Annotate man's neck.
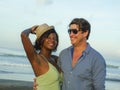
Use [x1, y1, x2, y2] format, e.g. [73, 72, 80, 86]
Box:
[73, 42, 87, 53]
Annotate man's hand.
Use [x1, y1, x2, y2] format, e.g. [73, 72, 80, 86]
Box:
[33, 78, 38, 90]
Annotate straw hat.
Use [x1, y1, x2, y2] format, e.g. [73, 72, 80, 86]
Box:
[35, 23, 54, 40]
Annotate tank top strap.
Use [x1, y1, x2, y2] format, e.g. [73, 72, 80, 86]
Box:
[40, 54, 48, 62]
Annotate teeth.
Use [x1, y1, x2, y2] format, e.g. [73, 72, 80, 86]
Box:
[71, 38, 74, 40]
[49, 43, 54, 46]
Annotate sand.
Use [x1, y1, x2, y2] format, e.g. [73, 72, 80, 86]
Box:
[0, 79, 33, 90]
[0, 79, 120, 90]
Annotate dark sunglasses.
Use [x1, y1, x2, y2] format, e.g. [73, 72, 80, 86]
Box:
[68, 29, 80, 34]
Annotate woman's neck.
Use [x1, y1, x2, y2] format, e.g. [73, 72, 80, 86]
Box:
[39, 49, 52, 59]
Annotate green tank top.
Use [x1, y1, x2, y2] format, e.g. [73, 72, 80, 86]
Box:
[36, 62, 61, 90]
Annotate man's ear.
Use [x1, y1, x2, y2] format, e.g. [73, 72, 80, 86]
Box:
[83, 30, 88, 38]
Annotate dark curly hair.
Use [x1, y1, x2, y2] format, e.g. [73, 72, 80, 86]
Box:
[34, 29, 59, 51]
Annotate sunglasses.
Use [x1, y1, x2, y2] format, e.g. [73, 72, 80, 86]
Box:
[68, 29, 80, 34]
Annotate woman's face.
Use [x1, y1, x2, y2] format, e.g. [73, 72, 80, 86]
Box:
[43, 33, 58, 51]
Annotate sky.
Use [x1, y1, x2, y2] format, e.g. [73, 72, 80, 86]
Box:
[0, 0, 120, 60]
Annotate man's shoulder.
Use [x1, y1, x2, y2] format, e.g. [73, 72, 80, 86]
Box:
[88, 44, 102, 56]
[61, 46, 72, 53]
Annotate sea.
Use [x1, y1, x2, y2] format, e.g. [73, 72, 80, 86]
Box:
[0, 47, 120, 90]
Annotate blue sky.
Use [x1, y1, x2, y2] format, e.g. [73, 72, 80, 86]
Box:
[0, 0, 120, 60]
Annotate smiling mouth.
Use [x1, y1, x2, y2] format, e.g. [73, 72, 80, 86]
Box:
[48, 43, 56, 47]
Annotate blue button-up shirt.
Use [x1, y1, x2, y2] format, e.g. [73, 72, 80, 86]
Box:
[58, 43, 106, 90]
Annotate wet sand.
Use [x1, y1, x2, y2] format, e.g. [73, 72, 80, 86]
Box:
[0, 79, 120, 90]
[0, 79, 33, 90]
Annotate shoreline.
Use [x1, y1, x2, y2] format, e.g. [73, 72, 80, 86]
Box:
[0, 79, 33, 90]
[0, 79, 120, 90]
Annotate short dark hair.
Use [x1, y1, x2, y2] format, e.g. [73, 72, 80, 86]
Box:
[69, 18, 91, 40]
[34, 29, 59, 51]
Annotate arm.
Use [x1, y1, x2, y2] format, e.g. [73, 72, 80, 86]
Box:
[20, 26, 37, 63]
[92, 56, 106, 90]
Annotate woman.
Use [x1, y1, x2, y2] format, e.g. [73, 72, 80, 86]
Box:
[21, 23, 61, 90]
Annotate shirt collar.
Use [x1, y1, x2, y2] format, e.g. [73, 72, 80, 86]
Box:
[83, 43, 91, 55]
[69, 43, 91, 55]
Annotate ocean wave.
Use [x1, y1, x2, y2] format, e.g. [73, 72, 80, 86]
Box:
[0, 53, 26, 58]
[0, 70, 33, 75]
[0, 62, 30, 67]
[0, 47, 26, 57]
[106, 78, 120, 82]
[107, 72, 120, 78]
[106, 72, 120, 82]
[107, 64, 120, 69]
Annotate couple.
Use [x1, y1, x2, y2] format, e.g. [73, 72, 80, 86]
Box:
[21, 18, 106, 90]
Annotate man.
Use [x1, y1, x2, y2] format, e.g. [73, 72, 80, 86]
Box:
[58, 18, 106, 90]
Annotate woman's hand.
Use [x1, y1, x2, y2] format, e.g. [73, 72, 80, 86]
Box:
[31, 25, 39, 34]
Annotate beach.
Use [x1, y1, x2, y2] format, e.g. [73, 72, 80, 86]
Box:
[0, 79, 33, 90]
[0, 79, 120, 90]
[0, 47, 120, 90]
